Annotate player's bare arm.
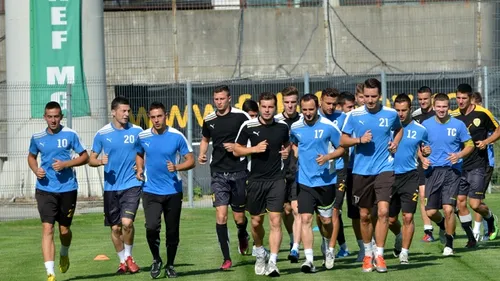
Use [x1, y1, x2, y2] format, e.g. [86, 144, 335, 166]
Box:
[340, 130, 372, 148]
[291, 143, 298, 159]
[316, 146, 345, 166]
[233, 140, 268, 157]
[27, 152, 46, 179]
[88, 151, 108, 167]
[198, 136, 210, 164]
[53, 151, 89, 171]
[447, 139, 474, 164]
[168, 152, 195, 172]
[476, 125, 500, 150]
[279, 142, 291, 159]
[135, 153, 145, 181]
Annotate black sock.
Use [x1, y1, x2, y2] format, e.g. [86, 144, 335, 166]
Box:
[486, 215, 495, 233]
[337, 215, 346, 245]
[216, 223, 231, 261]
[437, 218, 446, 231]
[461, 221, 476, 242]
[236, 217, 248, 239]
[146, 229, 162, 262]
[445, 234, 454, 249]
[424, 228, 433, 235]
[166, 244, 178, 267]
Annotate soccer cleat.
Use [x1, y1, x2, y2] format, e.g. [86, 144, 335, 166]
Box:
[465, 240, 477, 248]
[335, 247, 350, 258]
[374, 255, 387, 273]
[300, 260, 317, 273]
[442, 246, 454, 256]
[399, 252, 409, 265]
[288, 249, 299, 263]
[220, 260, 232, 271]
[150, 259, 163, 279]
[59, 255, 70, 273]
[47, 274, 56, 281]
[439, 229, 446, 244]
[265, 261, 280, 277]
[125, 256, 140, 273]
[238, 235, 250, 255]
[393, 235, 402, 258]
[324, 249, 335, 270]
[254, 251, 269, 275]
[488, 215, 499, 240]
[473, 231, 482, 242]
[165, 265, 178, 278]
[421, 233, 435, 242]
[362, 256, 373, 272]
[116, 263, 127, 274]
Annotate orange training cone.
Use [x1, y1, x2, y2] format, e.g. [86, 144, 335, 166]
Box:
[94, 254, 110, 261]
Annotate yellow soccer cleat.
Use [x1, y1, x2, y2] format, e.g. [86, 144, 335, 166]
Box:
[47, 274, 56, 281]
[59, 255, 70, 273]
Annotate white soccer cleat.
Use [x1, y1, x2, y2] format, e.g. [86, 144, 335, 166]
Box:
[442, 246, 454, 256]
[324, 249, 335, 269]
[254, 251, 269, 275]
[399, 252, 409, 264]
[301, 260, 317, 273]
[265, 261, 280, 277]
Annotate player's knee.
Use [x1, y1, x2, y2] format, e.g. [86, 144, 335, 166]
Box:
[59, 225, 71, 236]
[251, 215, 264, 228]
[359, 209, 371, 223]
[300, 214, 313, 226]
[377, 207, 389, 219]
[216, 214, 228, 225]
[457, 195, 467, 205]
[426, 209, 437, 218]
[442, 206, 454, 218]
[468, 199, 482, 211]
[42, 223, 55, 235]
[402, 213, 414, 226]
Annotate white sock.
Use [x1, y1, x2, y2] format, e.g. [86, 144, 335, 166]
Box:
[340, 243, 348, 251]
[117, 249, 126, 263]
[376, 247, 384, 258]
[304, 248, 314, 262]
[292, 243, 299, 252]
[363, 243, 372, 256]
[124, 244, 133, 258]
[60, 245, 69, 256]
[289, 233, 294, 244]
[473, 221, 482, 233]
[45, 261, 55, 275]
[357, 240, 364, 252]
[459, 214, 472, 223]
[424, 224, 433, 231]
[256, 246, 265, 256]
[269, 253, 278, 264]
[401, 248, 409, 255]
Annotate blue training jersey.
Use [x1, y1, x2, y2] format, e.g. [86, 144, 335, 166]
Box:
[394, 120, 428, 174]
[92, 123, 143, 191]
[342, 105, 402, 176]
[290, 115, 341, 187]
[29, 126, 86, 193]
[422, 116, 471, 171]
[136, 127, 193, 195]
[319, 110, 346, 170]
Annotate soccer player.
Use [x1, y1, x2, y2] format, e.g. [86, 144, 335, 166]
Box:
[198, 85, 251, 270]
[338, 91, 356, 113]
[412, 86, 436, 242]
[274, 86, 302, 263]
[422, 93, 474, 256]
[471, 92, 495, 240]
[389, 94, 431, 264]
[88, 97, 143, 274]
[28, 102, 89, 281]
[317, 88, 350, 267]
[135, 102, 195, 278]
[451, 84, 500, 247]
[290, 94, 345, 273]
[242, 99, 259, 119]
[341, 78, 403, 273]
[234, 92, 290, 277]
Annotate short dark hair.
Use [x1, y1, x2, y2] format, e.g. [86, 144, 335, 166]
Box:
[45, 101, 62, 114]
[258, 92, 277, 106]
[214, 85, 231, 96]
[417, 86, 432, 95]
[300, 94, 319, 107]
[472, 92, 483, 103]
[111, 96, 130, 110]
[394, 93, 412, 108]
[457, 83, 473, 96]
[338, 91, 355, 105]
[321, 88, 340, 99]
[363, 78, 381, 94]
[433, 93, 449, 102]
[149, 102, 166, 113]
[282, 86, 299, 97]
[242, 99, 258, 113]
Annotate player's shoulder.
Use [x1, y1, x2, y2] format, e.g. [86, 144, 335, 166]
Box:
[230, 107, 251, 119]
[450, 108, 461, 117]
[275, 112, 285, 121]
[411, 120, 427, 131]
[474, 105, 495, 119]
[32, 129, 48, 139]
[129, 123, 143, 132]
[138, 128, 154, 139]
[275, 119, 289, 128]
[167, 127, 188, 139]
[290, 118, 305, 130]
[319, 116, 335, 126]
[241, 118, 261, 129]
[381, 106, 397, 114]
[97, 123, 114, 135]
[61, 126, 80, 136]
[411, 108, 422, 118]
[203, 111, 217, 122]
[421, 116, 435, 126]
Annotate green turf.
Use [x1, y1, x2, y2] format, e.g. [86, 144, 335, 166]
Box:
[1, 195, 500, 281]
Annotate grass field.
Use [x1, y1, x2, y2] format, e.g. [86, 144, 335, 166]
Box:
[2, 195, 500, 281]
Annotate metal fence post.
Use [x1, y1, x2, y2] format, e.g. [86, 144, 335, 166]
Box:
[483, 66, 492, 195]
[381, 71, 387, 106]
[304, 72, 310, 94]
[187, 81, 194, 207]
[66, 83, 72, 128]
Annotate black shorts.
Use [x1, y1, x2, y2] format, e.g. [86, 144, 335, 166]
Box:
[425, 167, 461, 210]
[389, 170, 419, 217]
[143, 192, 183, 234]
[246, 179, 286, 216]
[35, 189, 77, 226]
[459, 167, 486, 199]
[484, 166, 494, 193]
[103, 186, 142, 226]
[333, 169, 347, 210]
[345, 168, 360, 219]
[417, 164, 426, 186]
[297, 184, 335, 218]
[285, 178, 298, 203]
[352, 171, 394, 209]
[210, 171, 247, 212]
